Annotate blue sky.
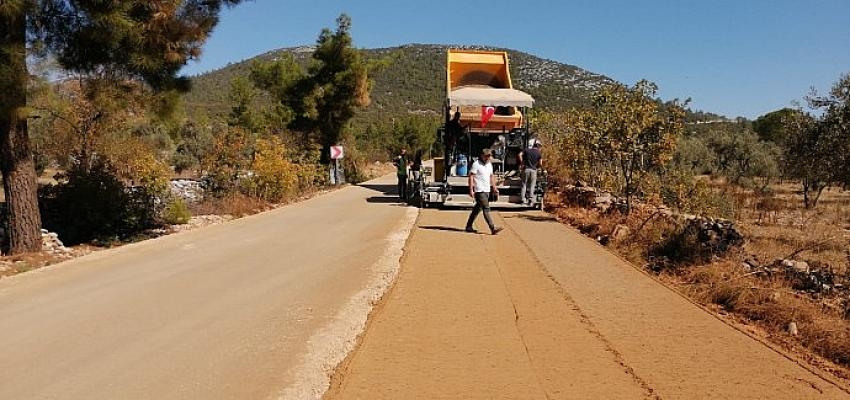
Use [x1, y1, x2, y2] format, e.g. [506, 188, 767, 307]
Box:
[183, 0, 850, 119]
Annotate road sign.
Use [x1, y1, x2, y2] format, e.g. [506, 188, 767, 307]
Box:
[330, 145, 344, 160]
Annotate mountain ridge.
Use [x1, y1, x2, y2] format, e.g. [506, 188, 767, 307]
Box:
[183, 43, 617, 121]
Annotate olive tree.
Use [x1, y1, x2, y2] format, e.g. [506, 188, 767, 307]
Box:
[583, 80, 686, 213]
[784, 72, 850, 208]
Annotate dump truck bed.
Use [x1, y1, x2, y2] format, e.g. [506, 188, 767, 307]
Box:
[446, 50, 525, 132]
[447, 50, 513, 91]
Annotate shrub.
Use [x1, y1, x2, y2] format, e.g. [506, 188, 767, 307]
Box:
[245, 136, 299, 202]
[650, 222, 712, 266]
[658, 169, 735, 218]
[100, 133, 172, 197]
[39, 159, 160, 245]
[162, 197, 192, 225]
[706, 282, 746, 311]
[201, 126, 252, 196]
[674, 136, 717, 175]
[290, 142, 327, 188]
[172, 152, 199, 175]
[172, 122, 214, 174]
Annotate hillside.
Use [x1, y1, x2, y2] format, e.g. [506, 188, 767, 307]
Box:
[183, 44, 616, 122]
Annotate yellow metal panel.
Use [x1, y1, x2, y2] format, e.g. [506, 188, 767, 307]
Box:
[447, 51, 507, 65]
[445, 49, 523, 131]
[446, 49, 514, 92]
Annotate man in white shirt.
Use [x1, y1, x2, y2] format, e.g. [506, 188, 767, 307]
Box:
[465, 149, 503, 235]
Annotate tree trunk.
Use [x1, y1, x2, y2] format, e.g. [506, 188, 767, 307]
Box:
[1, 10, 42, 254]
[812, 184, 827, 209]
[802, 180, 812, 209]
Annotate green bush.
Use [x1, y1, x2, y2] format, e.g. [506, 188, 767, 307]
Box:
[658, 169, 735, 219]
[673, 136, 716, 175]
[162, 197, 192, 225]
[39, 159, 161, 245]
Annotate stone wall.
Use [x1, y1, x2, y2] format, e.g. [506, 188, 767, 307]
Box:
[557, 181, 744, 255]
[170, 179, 205, 203]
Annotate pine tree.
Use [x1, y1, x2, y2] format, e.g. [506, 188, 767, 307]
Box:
[252, 14, 370, 163]
[0, 0, 242, 254]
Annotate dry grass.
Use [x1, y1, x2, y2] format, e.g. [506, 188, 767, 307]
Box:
[546, 181, 850, 379]
[360, 161, 396, 181]
[189, 193, 272, 217]
[0, 248, 96, 279]
[738, 183, 850, 273]
[675, 261, 850, 377]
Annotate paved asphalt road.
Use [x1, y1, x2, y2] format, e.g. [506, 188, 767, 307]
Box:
[0, 173, 415, 400]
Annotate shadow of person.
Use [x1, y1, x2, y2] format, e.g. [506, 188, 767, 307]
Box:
[366, 196, 406, 204]
[358, 183, 397, 196]
[418, 225, 475, 233]
[502, 213, 556, 222]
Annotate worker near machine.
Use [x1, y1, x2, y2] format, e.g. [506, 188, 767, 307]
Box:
[446, 111, 466, 143]
[446, 111, 466, 175]
[518, 141, 543, 205]
[394, 148, 409, 201]
[411, 149, 423, 180]
[465, 149, 503, 235]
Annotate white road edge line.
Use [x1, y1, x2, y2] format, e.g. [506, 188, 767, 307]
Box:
[277, 206, 419, 400]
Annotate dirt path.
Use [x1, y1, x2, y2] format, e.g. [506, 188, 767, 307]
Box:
[326, 209, 850, 399]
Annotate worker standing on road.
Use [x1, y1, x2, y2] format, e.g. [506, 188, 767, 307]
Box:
[445, 111, 467, 176]
[465, 149, 503, 235]
[411, 149, 423, 181]
[518, 141, 543, 205]
[394, 149, 409, 201]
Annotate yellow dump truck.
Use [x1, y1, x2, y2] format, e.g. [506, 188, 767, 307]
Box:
[418, 49, 545, 209]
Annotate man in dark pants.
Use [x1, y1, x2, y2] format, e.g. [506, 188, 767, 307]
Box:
[465, 149, 503, 235]
[445, 111, 467, 177]
[394, 149, 408, 201]
[518, 141, 543, 205]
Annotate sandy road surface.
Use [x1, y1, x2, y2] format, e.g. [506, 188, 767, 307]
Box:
[0, 174, 415, 400]
[326, 209, 850, 399]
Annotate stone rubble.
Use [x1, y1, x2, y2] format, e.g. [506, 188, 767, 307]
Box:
[169, 179, 205, 203]
[559, 181, 745, 254]
[740, 257, 850, 297]
[689, 216, 745, 254]
[169, 215, 234, 233]
[787, 322, 799, 336]
[557, 182, 850, 320]
[41, 229, 75, 258]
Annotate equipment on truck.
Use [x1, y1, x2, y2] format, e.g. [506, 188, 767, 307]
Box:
[416, 49, 546, 209]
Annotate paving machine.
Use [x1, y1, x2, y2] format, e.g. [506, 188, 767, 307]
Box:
[415, 49, 546, 209]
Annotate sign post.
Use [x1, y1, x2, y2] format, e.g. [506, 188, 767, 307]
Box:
[330, 145, 345, 185]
